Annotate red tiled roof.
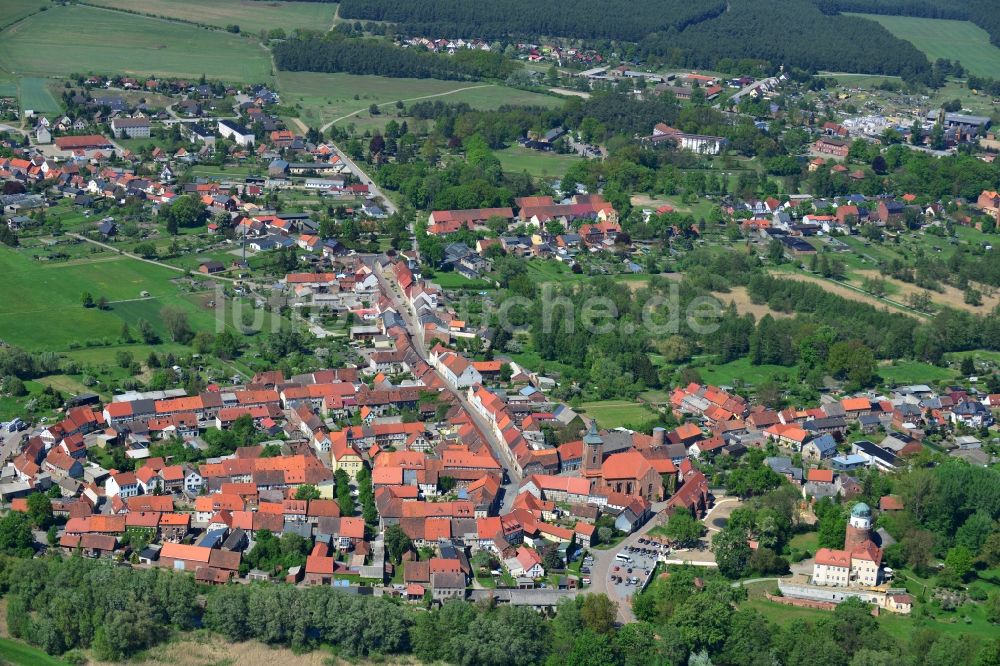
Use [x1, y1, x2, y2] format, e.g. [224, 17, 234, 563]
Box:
[815, 547, 850, 567]
[807, 469, 834, 483]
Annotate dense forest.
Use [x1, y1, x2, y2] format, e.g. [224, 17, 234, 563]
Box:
[272, 33, 516, 80]
[337, 0, 728, 41]
[638, 0, 932, 82]
[333, 0, 933, 81]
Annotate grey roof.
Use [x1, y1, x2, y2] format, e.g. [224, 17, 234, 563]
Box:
[804, 417, 847, 432]
[806, 433, 837, 454]
[765, 456, 803, 481]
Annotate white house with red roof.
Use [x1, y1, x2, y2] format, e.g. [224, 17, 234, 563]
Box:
[505, 546, 544, 578]
[105, 470, 140, 499]
[430, 347, 482, 389]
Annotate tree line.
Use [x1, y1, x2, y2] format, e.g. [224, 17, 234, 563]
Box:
[337, 0, 727, 41]
[272, 32, 516, 80]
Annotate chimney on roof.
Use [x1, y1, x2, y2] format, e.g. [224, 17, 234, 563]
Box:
[652, 427, 666, 447]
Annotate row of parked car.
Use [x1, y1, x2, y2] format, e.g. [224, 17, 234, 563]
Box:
[2, 419, 26, 433]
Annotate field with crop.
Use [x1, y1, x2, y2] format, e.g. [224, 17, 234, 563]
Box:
[848, 14, 1000, 78]
[85, 0, 337, 34]
[0, 4, 272, 81]
[0, 0, 46, 29]
[277, 71, 563, 130]
[17, 76, 60, 113]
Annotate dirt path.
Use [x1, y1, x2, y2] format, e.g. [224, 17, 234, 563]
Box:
[549, 87, 590, 98]
[69, 234, 241, 284]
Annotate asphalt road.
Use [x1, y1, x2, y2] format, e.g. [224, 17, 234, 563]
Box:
[374, 263, 521, 511]
[326, 143, 398, 216]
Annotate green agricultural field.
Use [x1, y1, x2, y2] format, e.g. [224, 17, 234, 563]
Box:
[86, 0, 337, 35]
[848, 13, 1000, 78]
[0, 4, 272, 81]
[0, 0, 46, 29]
[0, 247, 214, 351]
[579, 400, 656, 429]
[18, 76, 60, 113]
[495, 146, 584, 178]
[277, 71, 563, 130]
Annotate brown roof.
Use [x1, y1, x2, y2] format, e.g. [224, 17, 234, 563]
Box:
[404, 560, 430, 584]
[209, 549, 241, 571]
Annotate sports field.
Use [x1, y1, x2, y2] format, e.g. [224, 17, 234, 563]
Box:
[848, 13, 1000, 78]
[86, 0, 338, 35]
[0, 4, 272, 81]
[277, 71, 564, 130]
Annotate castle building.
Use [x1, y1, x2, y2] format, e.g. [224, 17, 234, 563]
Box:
[812, 503, 883, 587]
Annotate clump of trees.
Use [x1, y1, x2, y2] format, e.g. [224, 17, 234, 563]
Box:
[2, 556, 198, 660]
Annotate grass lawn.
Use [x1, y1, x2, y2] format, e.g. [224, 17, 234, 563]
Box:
[476, 574, 498, 588]
[0, 638, 68, 666]
[86, 0, 337, 34]
[495, 146, 584, 179]
[878, 360, 954, 386]
[0, 380, 45, 421]
[743, 572, 1000, 644]
[639, 389, 670, 403]
[0, 247, 272, 353]
[429, 271, 494, 290]
[787, 531, 819, 558]
[0, 4, 272, 81]
[847, 14, 1000, 78]
[694, 357, 797, 388]
[579, 400, 656, 429]
[189, 164, 262, 179]
[520, 259, 584, 284]
[945, 349, 1000, 366]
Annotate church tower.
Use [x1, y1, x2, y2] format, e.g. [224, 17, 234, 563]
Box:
[582, 421, 604, 479]
[844, 502, 872, 553]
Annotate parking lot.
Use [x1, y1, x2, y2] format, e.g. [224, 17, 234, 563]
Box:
[607, 537, 669, 600]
